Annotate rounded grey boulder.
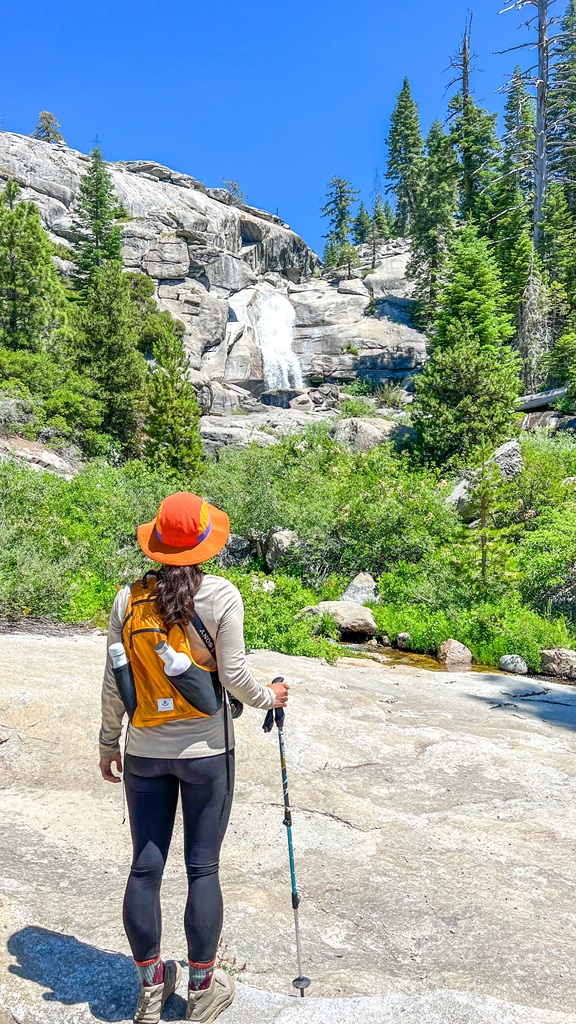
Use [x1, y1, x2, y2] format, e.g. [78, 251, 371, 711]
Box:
[499, 654, 529, 675]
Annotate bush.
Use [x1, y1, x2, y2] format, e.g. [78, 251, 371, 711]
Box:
[217, 569, 338, 661]
[372, 599, 574, 671]
[199, 428, 458, 582]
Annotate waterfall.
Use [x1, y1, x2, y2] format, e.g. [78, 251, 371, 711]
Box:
[254, 290, 303, 390]
[229, 286, 302, 391]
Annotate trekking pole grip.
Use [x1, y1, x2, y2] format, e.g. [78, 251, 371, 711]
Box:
[262, 676, 286, 732]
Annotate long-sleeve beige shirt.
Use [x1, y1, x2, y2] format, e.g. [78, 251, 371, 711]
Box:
[99, 573, 275, 759]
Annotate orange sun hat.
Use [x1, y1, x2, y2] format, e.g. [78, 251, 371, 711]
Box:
[137, 492, 230, 566]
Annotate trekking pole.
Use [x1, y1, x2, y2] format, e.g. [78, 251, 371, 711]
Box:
[263, 677, 311, 997]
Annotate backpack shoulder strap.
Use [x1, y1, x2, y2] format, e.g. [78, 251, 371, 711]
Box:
[192, 612, 216, 661]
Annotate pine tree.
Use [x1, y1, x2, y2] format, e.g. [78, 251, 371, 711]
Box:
[0, 180, 66, 351]
[385, 77, 424, 235]
[335, 240, 360, 278]
[407, 120, 459, 324]
[321, 177, 359, 261]
[31, 111, 65, 144]
[547, 329, 576, 386]
[549, 0, 576, 211]
[502, 68, 535, 206]
[433, 223, 514, 349]
[412, 327, 521, 466]
[72, 262, 146, 452]
[351, 202, 371, 244]
[541, 182, 576, 330]
[70, 145, 123, 289]
[449, 93, 500, 221]
[145, 315, 203, 474]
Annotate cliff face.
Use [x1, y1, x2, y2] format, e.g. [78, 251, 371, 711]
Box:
[0, 133, 426, 414]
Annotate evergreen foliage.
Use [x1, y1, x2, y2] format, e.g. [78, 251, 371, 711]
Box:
[433, 224, 514, 350]
[30, 111, 65, 144]
[70, 146, 123, 289]
[0, 180, 66, 351]
[407, 120, 459, 324]
[385, 77, 424, 235]
[550, 0, 576, 211]
[351, 202, 371, 244]
[71, 262, 146, 454]
[222, 179, 247, 204]
[449, 92, 500, 221]
[412, 328, 521, 466]
[502, 67, 536, 206]
[144, 315, 203, 474]
[321, 176, 359, 262]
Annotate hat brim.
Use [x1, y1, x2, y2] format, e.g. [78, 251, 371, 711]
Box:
[136, 503, 230, 566]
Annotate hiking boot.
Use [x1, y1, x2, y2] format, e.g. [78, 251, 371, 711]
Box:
[133, 960, 182, 1024]
[185, 969, 236, 1023]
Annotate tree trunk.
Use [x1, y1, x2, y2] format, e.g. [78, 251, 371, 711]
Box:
[534, 0, 549, 247]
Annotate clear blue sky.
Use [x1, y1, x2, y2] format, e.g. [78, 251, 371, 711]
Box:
[0, 0, 530, 254]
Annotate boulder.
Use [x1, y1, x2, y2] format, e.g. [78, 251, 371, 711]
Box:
[437, 639, 473, 666]
[264, 528, 300, 570]
[330, 417, 411, 453]
[342, 572, 378, 606]
[541, 648, 576, 680]
[217, 534, 251, 569]
[363, 245, 413, 300]
[301, 600, 377, 639]
[499, 655, 529, 675]
[492, 440, 524, 480]
[289, 393, 314, 412]
[397, 632, 411, 649]
[338, 278, 370, 296]
[448, 440, 524, 520]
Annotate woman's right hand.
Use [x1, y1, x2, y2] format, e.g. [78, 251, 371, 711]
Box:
[268, 681, 290, 708]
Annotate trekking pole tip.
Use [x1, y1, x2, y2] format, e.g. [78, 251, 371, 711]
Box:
[293, 976, 311, 996]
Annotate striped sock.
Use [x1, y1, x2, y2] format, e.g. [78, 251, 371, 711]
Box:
[135, 954, 165, 987]
[188, 959, 215, 991]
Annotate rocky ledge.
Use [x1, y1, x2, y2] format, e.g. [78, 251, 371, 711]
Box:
[2, 636, 576, 1023]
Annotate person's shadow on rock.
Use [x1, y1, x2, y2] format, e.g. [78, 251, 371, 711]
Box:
[7, 926, 187, 1022]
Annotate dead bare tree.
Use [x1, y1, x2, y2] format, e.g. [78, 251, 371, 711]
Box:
[498, 0, 563, 245]
[516, 247, 552, 388]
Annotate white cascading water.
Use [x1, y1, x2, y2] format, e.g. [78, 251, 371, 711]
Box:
[254, 289, 303, 390]
[230, 285, 303, 391]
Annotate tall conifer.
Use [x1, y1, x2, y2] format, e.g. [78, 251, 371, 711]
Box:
[320, 177, 359, 263]
[0, 180, 66, 351]
[384, 78, 424, 235]
[408, 120, 459, 324]
[145, 315, 203, 474]
[70, 145, 123, 290]
[72, 262, 146, 452]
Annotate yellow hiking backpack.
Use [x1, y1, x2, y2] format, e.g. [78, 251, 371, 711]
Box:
[119, 573, 222, 728]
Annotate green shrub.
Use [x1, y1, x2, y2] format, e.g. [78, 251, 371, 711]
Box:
[372, 599, 574, 671]
[339, 397, 375, 417]
[214, 569, 338, 661]
[199, 428, 458, 582]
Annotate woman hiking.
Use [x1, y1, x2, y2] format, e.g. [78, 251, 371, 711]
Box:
[99, 491, 289, 1024]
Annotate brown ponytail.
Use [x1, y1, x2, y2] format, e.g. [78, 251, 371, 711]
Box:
[154, 565, 204, 629]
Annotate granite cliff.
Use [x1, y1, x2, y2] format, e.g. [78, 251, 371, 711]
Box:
[0, 133, 426, 417]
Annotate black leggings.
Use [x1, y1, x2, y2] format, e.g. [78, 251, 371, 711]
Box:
[123, 751, 234, 965]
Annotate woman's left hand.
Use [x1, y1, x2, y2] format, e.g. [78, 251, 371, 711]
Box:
[100, 753, 123, 783]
